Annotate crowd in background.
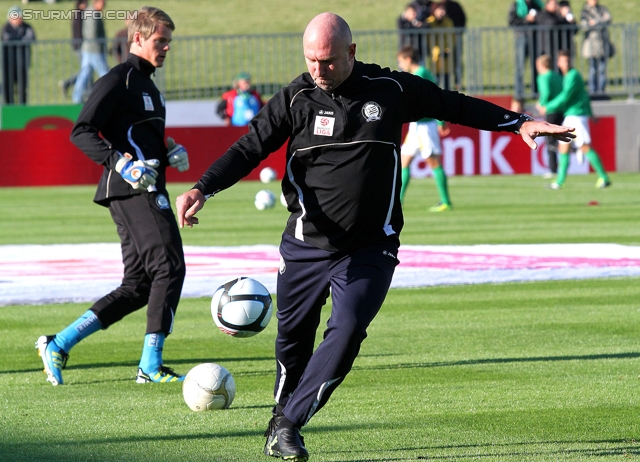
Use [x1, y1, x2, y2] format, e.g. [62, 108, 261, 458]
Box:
[507, 0, 614, 109]
[0, 0, 618, 106]
[397, 0, 615, 107]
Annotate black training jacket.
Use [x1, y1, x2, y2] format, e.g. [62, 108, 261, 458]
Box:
[194, 60, 523, 252]
[70, 54, 169, 206]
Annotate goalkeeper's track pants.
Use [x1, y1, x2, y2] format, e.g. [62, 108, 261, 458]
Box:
[89, 192, 186, 336]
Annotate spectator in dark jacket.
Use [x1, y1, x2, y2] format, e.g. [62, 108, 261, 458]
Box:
[508, 0, 544, 100]
[1, 6, 36, 104]
[439, 0, 466, 88]
[536, 0, 577, 64]
[441, 0, 466, 27]
[398, 2, 430, 63]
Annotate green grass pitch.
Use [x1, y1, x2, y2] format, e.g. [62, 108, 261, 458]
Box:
[1, 173, 640, 461]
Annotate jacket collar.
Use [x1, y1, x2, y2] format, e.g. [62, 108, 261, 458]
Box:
[331, 60, 362, 95]
[127, 53, 156, 77]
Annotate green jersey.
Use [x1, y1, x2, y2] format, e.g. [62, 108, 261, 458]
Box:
[536, 70, 563, 112]
[413, 66, 441, 124]
[545, 68, 592, 117]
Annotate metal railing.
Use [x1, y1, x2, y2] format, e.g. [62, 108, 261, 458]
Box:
[1, 23, 638, 106]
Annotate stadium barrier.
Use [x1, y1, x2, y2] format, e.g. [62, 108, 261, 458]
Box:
[0, 119, 615, 188]
[0, 23, 638, 106]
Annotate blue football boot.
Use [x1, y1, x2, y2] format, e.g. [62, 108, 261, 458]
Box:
[136, 366, 184, 383]
[35, 335, 68, 386]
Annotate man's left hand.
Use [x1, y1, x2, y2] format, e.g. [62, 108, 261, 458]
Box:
[167, 137, 190, 172]
[519, 120, 576, 149]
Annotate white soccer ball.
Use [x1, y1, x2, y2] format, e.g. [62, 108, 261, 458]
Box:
[259, 167, 278, 183]
[182, 363, 236, 411]
[211, 277, 273, 338]
[280, 192, 288, 208]
[255, 190, 276, 210]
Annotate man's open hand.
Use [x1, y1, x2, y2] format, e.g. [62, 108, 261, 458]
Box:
[519, 120, 576, 149]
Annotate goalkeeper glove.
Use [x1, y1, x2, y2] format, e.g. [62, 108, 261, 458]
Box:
[115, 153, 160, 190]
[167, 137, 189, 172]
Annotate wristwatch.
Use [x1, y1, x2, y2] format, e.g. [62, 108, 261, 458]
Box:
[514, 113, 535, 135]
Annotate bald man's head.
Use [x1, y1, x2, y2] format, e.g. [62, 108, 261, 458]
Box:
[303, 13, 356, 91]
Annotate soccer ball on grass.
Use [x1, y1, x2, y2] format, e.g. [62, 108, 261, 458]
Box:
[254, 190, 276, 210]
[182, 363, 236, 411]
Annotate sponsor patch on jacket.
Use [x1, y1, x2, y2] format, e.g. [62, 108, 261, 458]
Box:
[143, 94, 154, 111]
[362, 101, 382, 122]
[156, 194, 170, 210]
[314, 115, 335, 136]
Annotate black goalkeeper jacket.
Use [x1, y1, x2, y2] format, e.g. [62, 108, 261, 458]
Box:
[70, 53, 169, 206]
[194, 60, 523, 252]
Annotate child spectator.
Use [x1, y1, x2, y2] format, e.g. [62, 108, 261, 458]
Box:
[217, 72, 265, 126]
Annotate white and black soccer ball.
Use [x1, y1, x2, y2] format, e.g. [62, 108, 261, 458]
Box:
[255, 190, 276, 210]
[211, 277, 273, 338]
[182, 363, 236, 411]
[259, 167, 278, 183]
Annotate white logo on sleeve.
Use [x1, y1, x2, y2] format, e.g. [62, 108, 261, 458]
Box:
[143, 94, 154, 111]
[314, 116, 335, 136]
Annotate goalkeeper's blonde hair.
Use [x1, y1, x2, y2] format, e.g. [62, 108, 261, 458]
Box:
[128, 6, 175, 46]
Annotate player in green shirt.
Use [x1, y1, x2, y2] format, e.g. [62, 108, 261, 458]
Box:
[539, 50, 610, 189]
[535, 54, 564, 177]
[397, 45, 452, 211]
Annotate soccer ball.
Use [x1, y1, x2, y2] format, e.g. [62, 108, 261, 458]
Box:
[259, 167, 278, 183]
[211, 277, 273, 338]
[255, 190, 276, 210]
[182, 363, 236, 411]
[280, 192, 288, 208]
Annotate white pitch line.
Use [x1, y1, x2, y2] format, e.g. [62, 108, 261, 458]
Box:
[2, 243, 640, 306]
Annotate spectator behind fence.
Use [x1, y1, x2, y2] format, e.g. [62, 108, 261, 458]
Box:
[508, 0, 543, 105]
[111, 18, 131, 64]
[216, 72, 265, 126]
[72, 0, 109, 104]
[397, 2, 430, 63]
[1, 6, 35, 105]
[558, 1, 578, 56]
[440, 0, 466, 28]
[535, 0, 577, 63]
[439, 0, 467, 88]
[426, 2, 455, 90]
[59, 0, 88, 98]
[580, 0, 613, 95]
[415, 0, 434, 21]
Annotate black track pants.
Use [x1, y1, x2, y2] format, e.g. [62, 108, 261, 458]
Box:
[90, 192, 185, 335]
[274, 232, 399, 426]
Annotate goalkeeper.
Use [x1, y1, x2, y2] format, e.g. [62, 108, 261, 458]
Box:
[36, 6, 189, 386]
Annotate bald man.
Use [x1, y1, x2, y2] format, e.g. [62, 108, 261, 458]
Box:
[176, 13, 574, 461]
